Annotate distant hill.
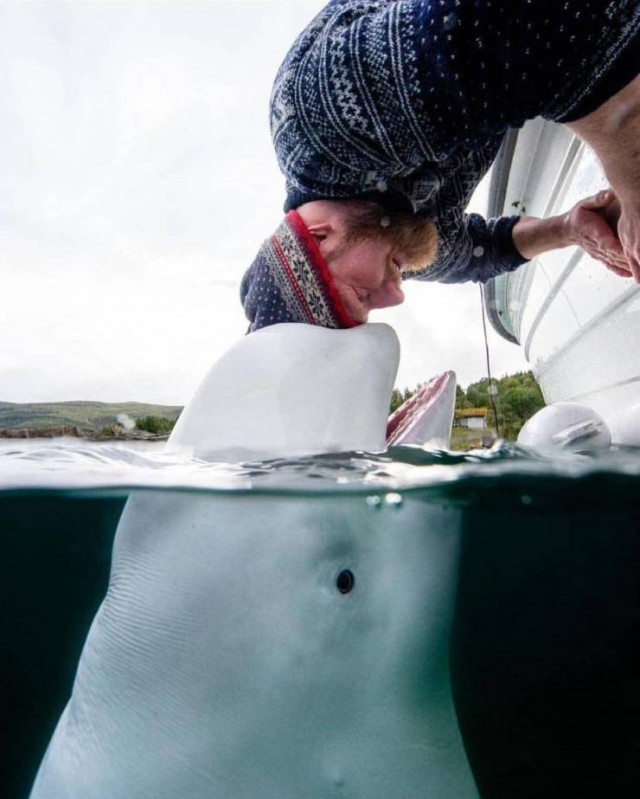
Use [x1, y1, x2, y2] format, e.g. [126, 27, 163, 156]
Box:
[0, 401, 183, 432]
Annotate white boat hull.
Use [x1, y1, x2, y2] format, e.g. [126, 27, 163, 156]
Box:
[485, 120, 640, 444]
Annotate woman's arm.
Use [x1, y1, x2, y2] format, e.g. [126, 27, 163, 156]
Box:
[512, 190, 631, 278]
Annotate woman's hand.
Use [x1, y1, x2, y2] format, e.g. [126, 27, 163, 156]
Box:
[512, 189, 630, 278]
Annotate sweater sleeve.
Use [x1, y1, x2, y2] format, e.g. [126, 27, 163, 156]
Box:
[405, 137, 528, 284]
[410, 212, 528, 284]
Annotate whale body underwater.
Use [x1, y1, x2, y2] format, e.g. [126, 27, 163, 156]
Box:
[31, 324, 477, 798]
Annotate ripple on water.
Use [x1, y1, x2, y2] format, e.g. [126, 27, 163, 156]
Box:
[1, 438, 640, 504]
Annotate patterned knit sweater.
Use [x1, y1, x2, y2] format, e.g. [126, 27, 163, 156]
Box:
[270, 0, 640, 283]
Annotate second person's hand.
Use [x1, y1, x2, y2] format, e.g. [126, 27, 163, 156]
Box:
[565, 189, 632, 278]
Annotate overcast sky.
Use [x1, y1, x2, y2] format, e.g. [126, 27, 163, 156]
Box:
[0, 0, 529, 405]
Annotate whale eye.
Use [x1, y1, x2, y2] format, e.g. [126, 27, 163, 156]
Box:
[336, 569, 355, 594]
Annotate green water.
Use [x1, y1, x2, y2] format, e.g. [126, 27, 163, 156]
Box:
[2, 493, 124, 799]
[2, 445, 640, 798]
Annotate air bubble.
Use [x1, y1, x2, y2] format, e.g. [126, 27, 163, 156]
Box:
[521, 495, 532, 506]
[366, 495, 382, 509]
[384, 492, 403, 508]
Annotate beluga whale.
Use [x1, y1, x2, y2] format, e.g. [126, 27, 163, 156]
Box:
[31, 323, 476, 798]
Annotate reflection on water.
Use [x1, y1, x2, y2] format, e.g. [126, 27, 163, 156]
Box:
[2, 437, 640, 496]
[0, 437, 166, 453]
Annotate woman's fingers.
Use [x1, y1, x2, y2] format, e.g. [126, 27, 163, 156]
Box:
[617, 204, 640, 283]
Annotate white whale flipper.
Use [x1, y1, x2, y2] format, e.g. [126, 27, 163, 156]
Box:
[386, 371, 457, 448]
[167, 322, 400, 460]
[31, 324, 478, 799]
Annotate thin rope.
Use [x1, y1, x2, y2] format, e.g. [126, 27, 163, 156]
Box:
[480, 284, 500, 438]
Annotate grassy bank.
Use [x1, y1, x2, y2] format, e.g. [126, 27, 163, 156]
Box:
[0, 401, 182, 440]
[450, 426, 497, 451]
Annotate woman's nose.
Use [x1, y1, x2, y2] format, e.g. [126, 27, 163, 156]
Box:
[386, 279, 405, 306]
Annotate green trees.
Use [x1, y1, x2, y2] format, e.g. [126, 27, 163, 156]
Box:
[459, 372, 545, 439]
[465, 379, 489, 409]
[456, 385, 471, 410]
[135, 415, 176, 435]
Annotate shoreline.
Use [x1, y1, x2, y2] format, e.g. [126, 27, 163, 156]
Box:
[0, 427, 170, 442]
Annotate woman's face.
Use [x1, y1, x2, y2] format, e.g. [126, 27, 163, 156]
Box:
[325, 237, 406, 323]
